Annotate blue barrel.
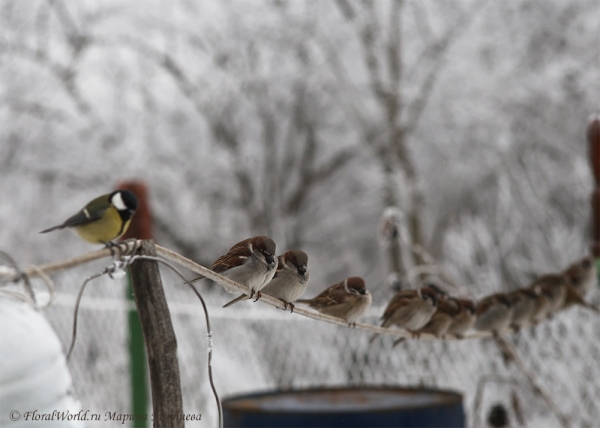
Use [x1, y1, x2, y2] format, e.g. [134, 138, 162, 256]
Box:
[223, 387, 465, 427]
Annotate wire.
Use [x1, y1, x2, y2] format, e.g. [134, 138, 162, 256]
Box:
[28, 264, 56, 308]
[66, 271, 105, 361]
[65, 253, 223, 428]
[0, 250, 36, 305]
[137, 255, 223, 428]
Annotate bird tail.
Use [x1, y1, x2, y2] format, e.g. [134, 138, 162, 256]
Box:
[392, 337, 406, 348]
[368, 333, 380, 344]
[39, 224, 64, 234]
[184, 275, 205, 285]
[581, 301, 600, 314]
[223, 294, 249, 308]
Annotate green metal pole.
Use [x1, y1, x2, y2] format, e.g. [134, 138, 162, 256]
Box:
[127, 275, 148, 428]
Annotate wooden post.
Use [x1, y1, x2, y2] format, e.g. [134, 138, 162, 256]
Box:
[129, 240, 184, 428]
[119, 181, 153, 428]
[587, 115, 600, 257]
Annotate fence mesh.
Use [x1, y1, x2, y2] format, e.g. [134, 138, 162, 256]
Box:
[39, 262, 599, 428]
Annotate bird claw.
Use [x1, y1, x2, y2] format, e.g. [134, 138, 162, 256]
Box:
[104, 239, 138, 259]
[119, 238, 139, 257]
[281, 301, 294, 312]
[253, 291, 262, 302]
[104, 241, 117, 258]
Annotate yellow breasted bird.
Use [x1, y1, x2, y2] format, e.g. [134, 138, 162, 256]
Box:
[40, 190, 138, 245]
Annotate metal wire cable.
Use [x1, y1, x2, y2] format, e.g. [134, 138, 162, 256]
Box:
[63, 252, 223, 428]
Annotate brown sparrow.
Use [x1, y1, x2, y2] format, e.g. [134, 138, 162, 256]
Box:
[446, 298, 476, 339]
[296, 276, 372, 326]
[223, 249, 309, 311]
[562, 257, 598, 310]
[369, 284, 442, 343]
[529, 285, 555, 323]
[187, 236, 277, 299]
[560, 286, 600, 314]
[474, 293, 513, 337]
[528, 274, 568, 317]
[412, 297, 462, 338]
[504, 289, 539, 331]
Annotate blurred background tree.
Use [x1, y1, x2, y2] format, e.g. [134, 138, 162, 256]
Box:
[0, 0, 598, 298]
[1, 2, 599, 426]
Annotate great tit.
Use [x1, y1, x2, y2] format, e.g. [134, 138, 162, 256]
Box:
[40, 190, 138, 245]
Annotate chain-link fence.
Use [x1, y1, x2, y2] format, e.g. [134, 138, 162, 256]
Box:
[39, 261, 599, 428]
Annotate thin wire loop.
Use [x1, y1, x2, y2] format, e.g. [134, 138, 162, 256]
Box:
[28, 264, 56, 308]
[67, 254, 140, 360]
[0, 250, 36, 305]
[135, 255, 223, 428]
[66, 271, 105, 361]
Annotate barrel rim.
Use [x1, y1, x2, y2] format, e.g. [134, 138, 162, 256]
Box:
[222, 385, 464, 415]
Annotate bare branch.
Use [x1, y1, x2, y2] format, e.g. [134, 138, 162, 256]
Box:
[120, 36, 205, 115]
[334, 0, 355, 21]
[408, 1, 434, 43]
[404, 61, 441, 134]
[283, 129, 355, 215]
[358, 1, 388, 105]
[46, 0, 80, 39]
[35, 2, 51, 57]
[0, 40, 94, 115]
[7, 100, 68, 122]
[405, 0, 488, 132]
[386, 0, 403, 94]
[210, 116, 239, 151]
[311, 148, 356, 183]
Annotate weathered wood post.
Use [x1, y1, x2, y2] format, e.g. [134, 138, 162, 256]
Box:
[129, 240, 184, 428]
[119, 180, 152, 428]
[587, 114, 600, 258]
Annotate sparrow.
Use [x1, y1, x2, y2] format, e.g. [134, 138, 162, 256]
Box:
[504, 289, 539, 331]
[474, 293, 513, 337]
[562, 257, 598, 310]
[187, 236, 277, 299]
[406, 296, 463, 340]
[445, 298, 476, 339]
[528, 273, 568, 318]
[223, 249, 309, 311]
[528, 284, 555, 324]
[369, 284, 442, 343]
[296, 276, 372, 326]
[561, 286, 600, 314]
